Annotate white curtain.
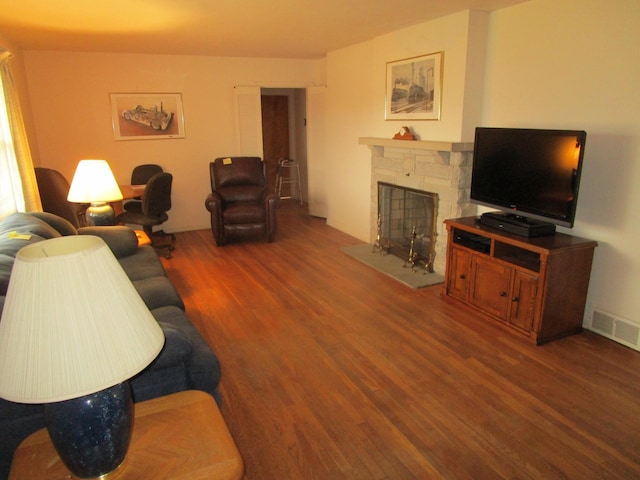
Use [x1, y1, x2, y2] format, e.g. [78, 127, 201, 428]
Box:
[0, 49, 40, 219]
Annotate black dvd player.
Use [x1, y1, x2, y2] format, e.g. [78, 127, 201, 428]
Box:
[453, 229, 491, 253]
[479, 212, 556, 238]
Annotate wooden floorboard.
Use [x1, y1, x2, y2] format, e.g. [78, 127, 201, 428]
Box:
[161, 203, 640, 479]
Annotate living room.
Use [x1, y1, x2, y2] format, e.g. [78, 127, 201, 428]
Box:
[1, 0, 640, 477]
[2, 0, 638, 353]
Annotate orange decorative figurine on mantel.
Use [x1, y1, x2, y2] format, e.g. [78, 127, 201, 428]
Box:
[393, 126, 415, 140]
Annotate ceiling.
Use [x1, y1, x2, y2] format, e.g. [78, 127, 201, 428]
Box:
[0, 0, 528, 58]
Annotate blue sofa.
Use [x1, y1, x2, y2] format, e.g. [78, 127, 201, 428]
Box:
[0, 212, 221, 479]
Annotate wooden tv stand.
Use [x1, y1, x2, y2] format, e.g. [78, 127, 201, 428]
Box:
[443, 217, 597, 345]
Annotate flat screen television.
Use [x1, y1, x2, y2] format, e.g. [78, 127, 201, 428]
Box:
[470, 127, 587, 237]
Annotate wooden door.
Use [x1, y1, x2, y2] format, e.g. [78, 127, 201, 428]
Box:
[233, 86, 263, 157]
[261, 95, 289, 191]
[446, 247, 471, 302]
[469, 255, 512, 321]
[508, 270, 538, 333]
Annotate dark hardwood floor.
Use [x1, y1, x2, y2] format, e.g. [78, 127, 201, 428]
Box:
[161, 203, 640, 479]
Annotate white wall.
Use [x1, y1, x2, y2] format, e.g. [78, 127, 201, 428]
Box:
[14, 0, 640, 343]
[23, 52, 323, 232]
[324, 39, 377, 237]
[323, 0, 640, 342]
[324, 11, 487, 239]
[482, 0, 640, 338]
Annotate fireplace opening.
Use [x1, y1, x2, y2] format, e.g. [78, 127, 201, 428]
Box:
[377, 182, 438, 272]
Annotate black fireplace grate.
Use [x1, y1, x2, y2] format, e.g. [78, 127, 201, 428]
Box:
[377, 182, 438, 271]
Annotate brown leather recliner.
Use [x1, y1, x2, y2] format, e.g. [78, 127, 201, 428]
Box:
[204, 157, 279, 246]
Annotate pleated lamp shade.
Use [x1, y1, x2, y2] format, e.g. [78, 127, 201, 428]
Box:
[0, 235, 164, 403]
[67, 159, 123, 203]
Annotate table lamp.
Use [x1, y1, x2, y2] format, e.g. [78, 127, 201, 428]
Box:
[67, 159, 123, 226]
[0, 235, 165, 478]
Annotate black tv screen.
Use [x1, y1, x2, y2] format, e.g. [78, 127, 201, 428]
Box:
[470, 127, 587, 229]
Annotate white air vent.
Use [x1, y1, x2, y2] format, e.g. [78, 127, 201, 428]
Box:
[589, 309, 640, 350]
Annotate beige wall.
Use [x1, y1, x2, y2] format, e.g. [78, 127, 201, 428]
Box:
[23, 52, 323, 231]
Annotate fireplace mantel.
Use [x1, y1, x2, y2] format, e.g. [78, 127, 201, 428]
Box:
[358, 137, 473, 153]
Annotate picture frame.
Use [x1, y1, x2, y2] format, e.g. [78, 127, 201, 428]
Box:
[110, 93, 185, 140]
[385, 52, 443, 121]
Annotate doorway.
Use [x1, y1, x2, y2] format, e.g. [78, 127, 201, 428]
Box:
[235, 86, 323, 212]
[261, 95, 289, 190]
[261, 88, 308, 204]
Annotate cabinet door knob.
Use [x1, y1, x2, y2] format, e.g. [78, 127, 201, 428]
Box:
[499, 291, 507, 297]
[459, 274, 466, 279]
[512, 296, 520, 302]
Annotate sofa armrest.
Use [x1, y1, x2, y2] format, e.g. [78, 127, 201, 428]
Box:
[263, 191, 279, 243]
[151, 306, 221, 400]
[204, 191, 223, 212]
[205, 192, 225, 245]
[29, 212, 78, 236]
[78, 226, 138, 258]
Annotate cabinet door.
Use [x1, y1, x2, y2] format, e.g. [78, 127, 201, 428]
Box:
[507, 270, 538, 333]
[447, 247, 471, 301]
[469, 256, 511, 321]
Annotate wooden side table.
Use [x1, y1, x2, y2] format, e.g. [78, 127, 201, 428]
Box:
[135, 229, 152, 246]
[9, 390, 244, 480]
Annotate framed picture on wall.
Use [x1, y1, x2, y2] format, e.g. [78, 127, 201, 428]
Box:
[110, 93, 185, 140]
[385, 51, 443, 121]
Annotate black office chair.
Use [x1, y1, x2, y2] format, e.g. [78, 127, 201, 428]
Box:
[131, 164, 163, 185]
[127, 164, 163, 205]
[34, 167, 86, 228]
[116, 172, 176, 258]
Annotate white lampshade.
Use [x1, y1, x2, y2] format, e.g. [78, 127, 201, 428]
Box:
[0, 235, 165, 403]
[67, 159, 123, 203]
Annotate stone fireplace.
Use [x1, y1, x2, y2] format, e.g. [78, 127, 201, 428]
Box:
[377, 182, 438, 271]
[360, 137, 476, 274]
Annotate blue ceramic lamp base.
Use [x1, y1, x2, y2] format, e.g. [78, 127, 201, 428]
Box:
[86, 202, 116, 226]
[44, 383, 133, 479]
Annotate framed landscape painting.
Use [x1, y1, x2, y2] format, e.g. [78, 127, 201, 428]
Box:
[110, 93, 185, 140]
[385, 52, 443, 121]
